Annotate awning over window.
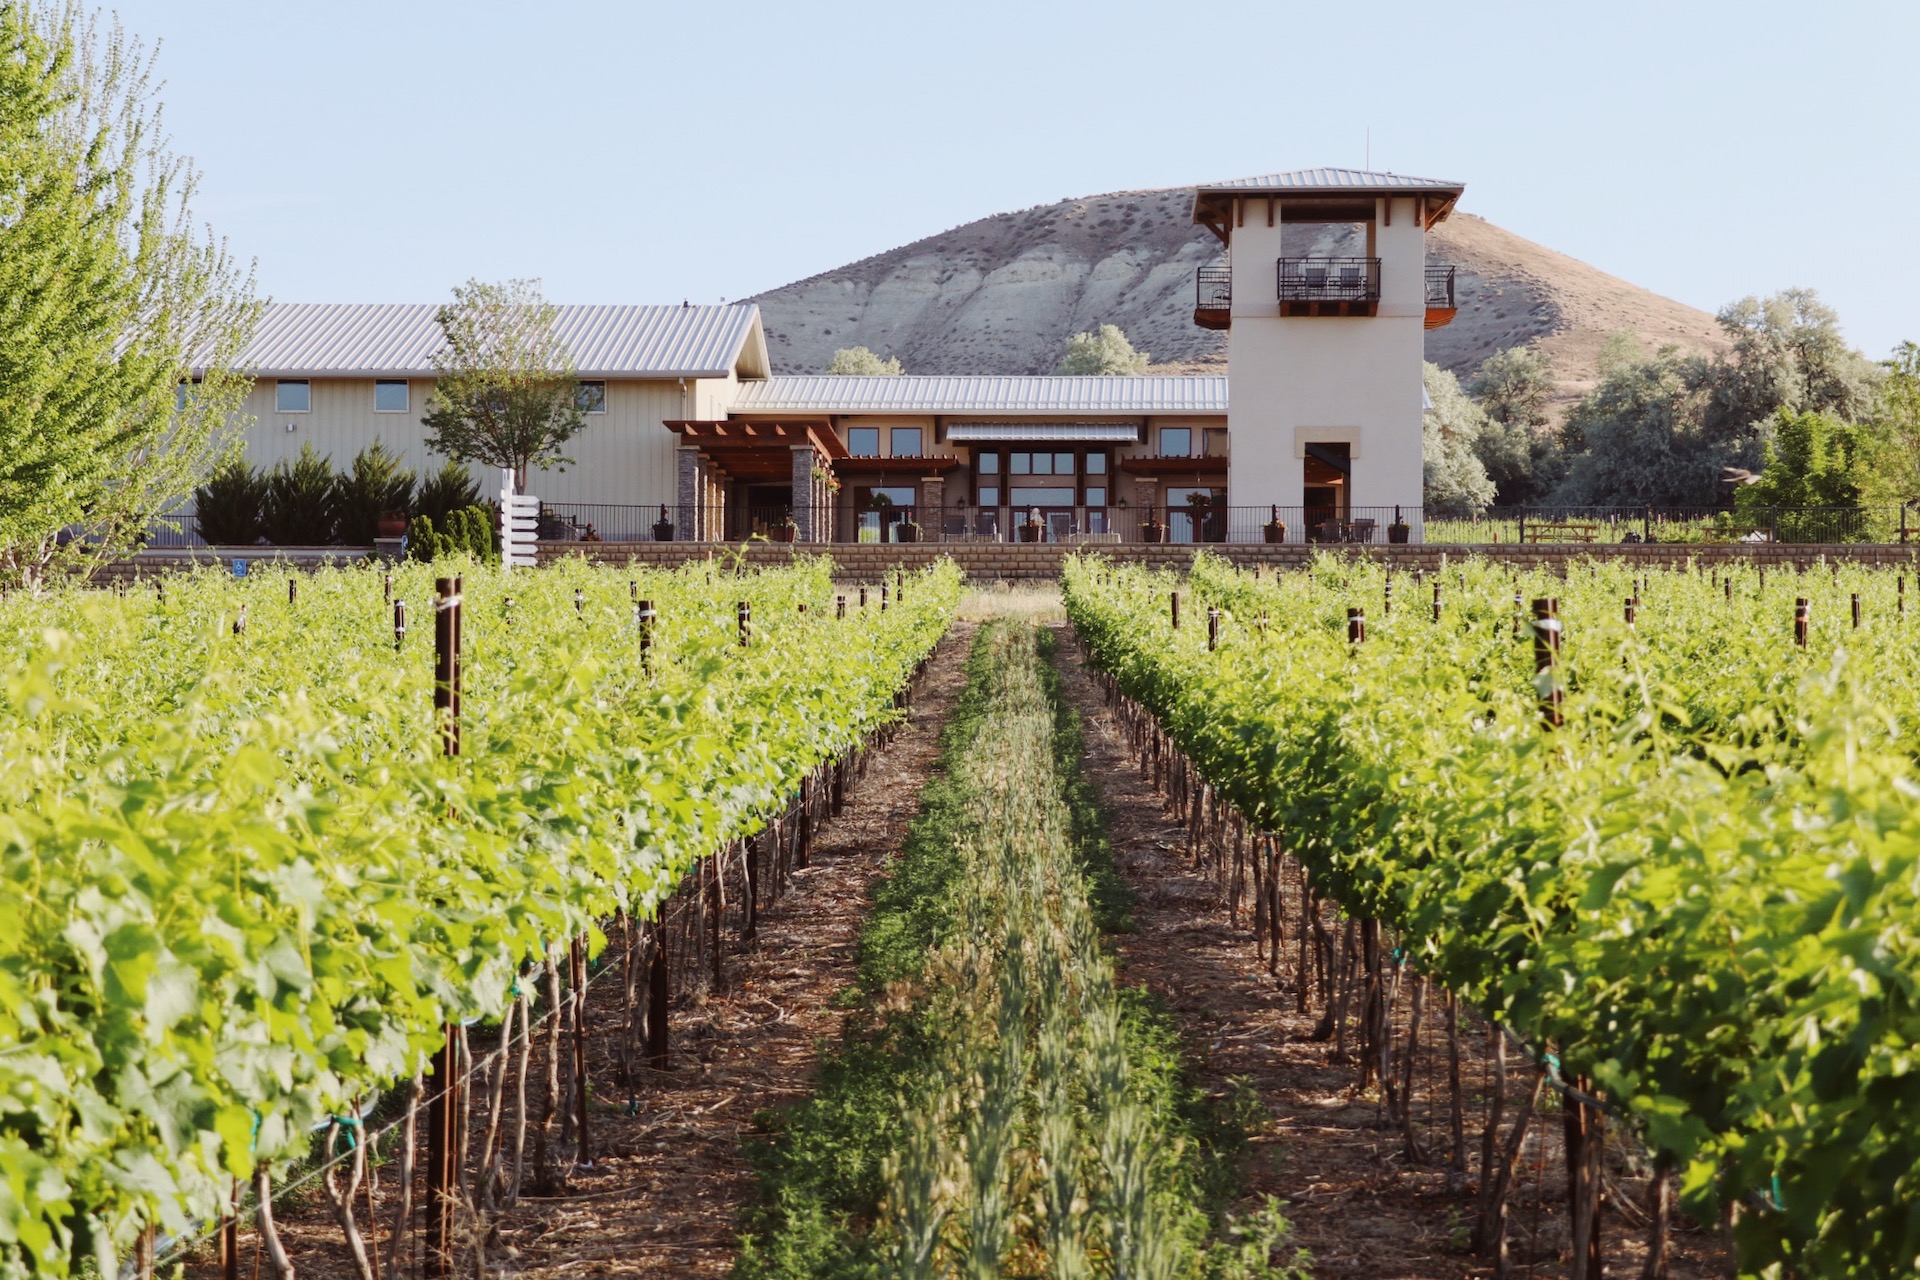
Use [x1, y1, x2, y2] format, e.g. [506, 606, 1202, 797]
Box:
[946, 423, 1141, 443]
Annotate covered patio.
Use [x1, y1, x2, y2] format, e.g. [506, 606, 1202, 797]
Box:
[665, 418, 847, 542]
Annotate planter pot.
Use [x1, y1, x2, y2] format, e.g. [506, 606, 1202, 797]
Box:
[1263, 522, 1286, 545]
[896, 524, 919, 544]
[375, 513, 408, 539]
[652, 520, 675, 542]
[773, 525, 797, 543]
[1019, 524, 1042, 543]
[1388, 522, 1411, 544]
[1140, 524, 1165, 545]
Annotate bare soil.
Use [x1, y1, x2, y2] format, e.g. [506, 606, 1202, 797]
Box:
[1047, 621, 1730, 1280]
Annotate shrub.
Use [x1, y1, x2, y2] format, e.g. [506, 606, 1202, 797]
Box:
[415, 460, 481, 528]
[193, 456, 267, 545]
[333, 441, 416, 545]
[260, 444, 338, 544]
[406, 505, 498, 563]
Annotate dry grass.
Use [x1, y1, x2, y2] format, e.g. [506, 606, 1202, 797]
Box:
[956, 584, 1064, 624]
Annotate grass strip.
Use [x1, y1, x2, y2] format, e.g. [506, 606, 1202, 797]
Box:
[734, 621, 1309, 1279]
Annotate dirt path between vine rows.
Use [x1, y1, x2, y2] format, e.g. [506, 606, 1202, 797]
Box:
[495, 622, 975, 1277]
[1047, 621, 1729, 1280]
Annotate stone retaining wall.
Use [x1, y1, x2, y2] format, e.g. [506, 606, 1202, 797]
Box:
[98, 540, 1920, 584]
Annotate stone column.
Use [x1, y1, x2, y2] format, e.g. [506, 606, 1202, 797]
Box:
[921, 476, 945, 539]
[704, 463, 725, 541]
[676, 446, 703, 542]
[791, 446, 816, 544]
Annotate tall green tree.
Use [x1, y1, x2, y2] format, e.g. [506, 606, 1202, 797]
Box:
[1733, 410, 1861, 514]
[0, 2, 258, 588]
[826, 345, 903, 375]
[1467, 346, 1558, 503]
[420, 278, 584, 493]
[1058, 324, 1149, 375]
[1856, 342, 1920, 508]
[1422, 363, 1496, 516]
[1705, 288, 1881, 435]
[1551, 347, 1738, 506]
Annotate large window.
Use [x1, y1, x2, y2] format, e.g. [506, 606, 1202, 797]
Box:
[576, 381, 607, 414]
[1008, 486, 1076, 508]
[1159, 426, 1191, 458]
[890, 427, 922, 457]
[977, 450, 1000, 474]
[374, 380, 409, 412]
[847, 427, 880, 456]
[275, 380, 310, 413]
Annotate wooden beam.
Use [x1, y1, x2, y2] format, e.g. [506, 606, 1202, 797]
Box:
[1382, 196, 1391, 227]
[1235, 198, 1244, 229]
[1266, 197, 1274, 227]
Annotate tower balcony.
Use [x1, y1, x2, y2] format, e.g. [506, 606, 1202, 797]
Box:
[1425, 263, 1458, 329]
[1193, 263, 1232, 330]
[1276, 257, 1380, 317]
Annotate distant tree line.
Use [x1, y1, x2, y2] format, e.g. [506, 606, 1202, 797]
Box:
[1425, 288, 1916, 520]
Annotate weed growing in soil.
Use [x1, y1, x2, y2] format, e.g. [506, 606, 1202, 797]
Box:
[733, 622, 1309, 1279]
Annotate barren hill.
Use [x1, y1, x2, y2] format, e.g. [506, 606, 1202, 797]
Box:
[748, 184, 1728, 407]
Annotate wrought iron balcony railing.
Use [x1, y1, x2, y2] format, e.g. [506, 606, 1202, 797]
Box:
[1425, 263, 1456, 309]
[1276, 256, 1380, 303]
[1195, 263, 1232, 312]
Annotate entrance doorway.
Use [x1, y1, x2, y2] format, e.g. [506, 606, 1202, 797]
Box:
[743, 484, 792, 539]
[854, 485, 918, 542]
[1303, 443, 1350, 541]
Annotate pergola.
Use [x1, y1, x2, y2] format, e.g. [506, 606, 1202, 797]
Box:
[665, 419, 847, 542]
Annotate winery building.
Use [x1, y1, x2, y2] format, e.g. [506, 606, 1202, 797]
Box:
[212, 169, 1461, 545]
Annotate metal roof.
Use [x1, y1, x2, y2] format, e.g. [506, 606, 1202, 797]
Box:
[212, 302, 769, 379]
[728, 375, 1228, 416]
[947, 423, 1142, 442]
[1193, 168, 1465, 196]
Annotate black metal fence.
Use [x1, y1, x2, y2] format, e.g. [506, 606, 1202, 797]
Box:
[1195, 263, 1232, 312]
[1277, 256, 1380, 303]
[1425, 263, 1456, 309]
[133, 502, 1920, 549]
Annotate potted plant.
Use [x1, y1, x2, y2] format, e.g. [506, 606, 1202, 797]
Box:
[1388, 505, 1411, 544]
[773, 514, 798, 543]
[651, 504, 674, 541]
[1262, 504, 1286, 544]
[1019, 508, 1044, 543]
[895, 518, 921, 544]
[1140, 513, 1166, 544]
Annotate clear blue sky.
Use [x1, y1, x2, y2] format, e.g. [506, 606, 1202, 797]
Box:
[111, 0, 1919, 358]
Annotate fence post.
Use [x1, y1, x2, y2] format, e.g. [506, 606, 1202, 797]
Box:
[1852, 593, 1862, 630]
[738, 601, 751, 646]
[1170, 591, 1180, 630]
[1432, 579, 1442, 624]
[1795, 597, 1810, 648]
[1532, 598, 1562, 729]
[394, 600, 406, 649]
[1347, 607, 1365, 645]
[426, 576, 464, 1278]
[1207, 607, 1220, 651]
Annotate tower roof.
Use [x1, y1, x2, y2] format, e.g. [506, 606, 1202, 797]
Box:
[1192, 168, 1464, 239]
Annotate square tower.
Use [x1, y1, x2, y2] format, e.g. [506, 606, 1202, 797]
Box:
[1191, 169, 1462, 542]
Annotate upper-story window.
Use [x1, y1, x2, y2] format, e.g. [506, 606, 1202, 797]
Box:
[1159, 426, 1192, 458]
[977, 450, 1000, 474]
[847, 427, 880, 456]
[1086, 451, 1107, 475]
[374, 380, 409, 413]
[1202, 427, 1229, 457]
[175, 378, 201, 411]
[890, 427, 922, 457]
[276, 380, 310, 413]
[575, 381, 607, 414]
